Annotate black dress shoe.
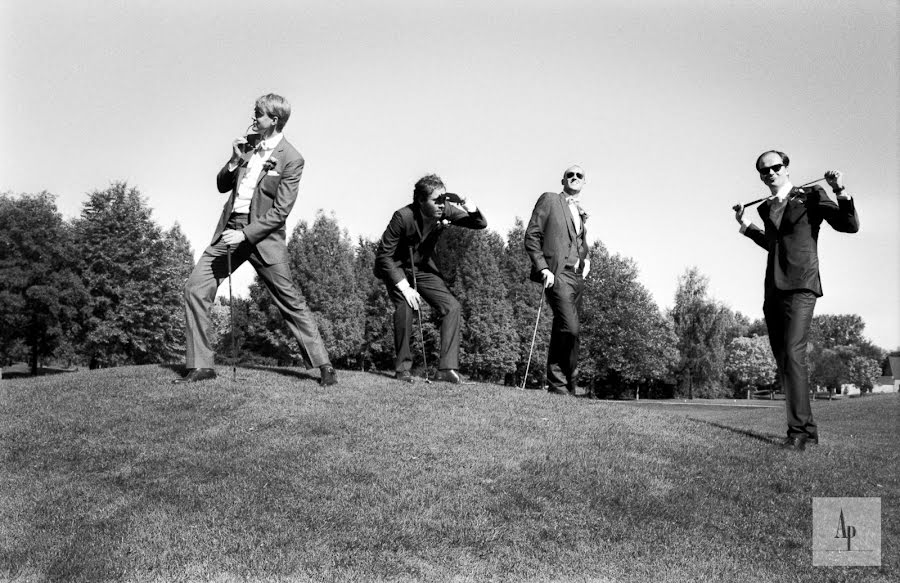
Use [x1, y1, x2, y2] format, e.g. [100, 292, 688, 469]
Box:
[434, 369, 461, 384]
[780, 435, 810, 451]
[172, 368, 217, 384]
[395, 370, 413, 383]
[319, 365, 337, 386]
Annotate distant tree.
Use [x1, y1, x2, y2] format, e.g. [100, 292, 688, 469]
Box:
[847, 356, 881, 394]
[452, 229, 519, 381]
[0, 191, 88, 374]
[354, 238, 394, 371]
[500, 218, 550, 388]
[287, 211, 365, 368]
[746, 318, 769, 338]
[242, 281, 296, 365]
[809, 346, 854, 392]
[724, 336, 777, 395]
[580, 242, 678, 398]
[669, 267, 731, 398]
[73, 182, 192, 367]
[809, 314, 865, 349]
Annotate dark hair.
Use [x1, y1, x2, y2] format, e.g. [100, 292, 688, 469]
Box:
[755, 150, 790, 171]
[412, 174, 445, 204]
[255, 94, 291, 131]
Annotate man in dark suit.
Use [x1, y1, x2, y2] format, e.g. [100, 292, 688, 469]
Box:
[374, 174, 487, 384]
[174, 93, 336, 385]
[735, 150, 858, 450]
[524, 165, 591, 395]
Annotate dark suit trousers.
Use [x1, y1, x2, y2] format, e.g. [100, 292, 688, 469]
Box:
[184, 214, 330, 370]
[546, 267, 584, 390]
[763, 290, 817, 439]
[386, 270, 461, 372]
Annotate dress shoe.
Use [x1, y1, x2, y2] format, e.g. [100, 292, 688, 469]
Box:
[780, 435, 810, 451]
[319, 365, 337, 387]
[395, 370, 413, 383]
[434, 369, 461, 384]
[172, 368, 217, 384]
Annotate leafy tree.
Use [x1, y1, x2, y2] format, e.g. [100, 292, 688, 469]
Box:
[354, 238, 394, 371]
[809, 314, 865, 348]
[724, 335, 777, 395]
[287, 211, 365, 368]
[0, 191, 88, 374]
[580, 242, 678, 398]
[669, 267, 731, 398]
[73, 182, 192, 367]
[809, 346, 854, 392]
[451, 229, 519, 381]
[500, 218, 550, 388]
[847, 356, 881, 394]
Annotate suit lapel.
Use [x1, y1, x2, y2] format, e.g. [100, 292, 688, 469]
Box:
[558, 192, 575, 241]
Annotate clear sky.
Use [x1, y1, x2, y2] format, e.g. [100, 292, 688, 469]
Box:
[2, 0, 898, 350]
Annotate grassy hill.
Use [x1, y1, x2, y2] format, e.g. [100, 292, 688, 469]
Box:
[1, 366, 897, 582]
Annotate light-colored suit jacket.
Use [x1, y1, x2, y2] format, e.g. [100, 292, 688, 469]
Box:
[524, 191, 588, 283]
[213, 137, 304, 265]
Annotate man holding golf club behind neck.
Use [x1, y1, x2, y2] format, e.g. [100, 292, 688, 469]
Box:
[524, 165, 591, 396]
[175, 93, 337, 386]
[374, 174, 487, 384]
[734, 150, 858, 451]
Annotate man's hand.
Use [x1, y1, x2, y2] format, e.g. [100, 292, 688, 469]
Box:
[733, 203, 745, 224]
[221, 229, 246, 247]
[824, 170, 845, 192]
[401, 287, 422, 310]
[582, 258, 591, 279]
[541, 269, 555, 289]
[231, 137, 250, 163]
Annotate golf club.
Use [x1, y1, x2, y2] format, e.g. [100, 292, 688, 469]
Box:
[226, 244, 237, 382]
[521, 286, 545, 390]
[408, 247, 431, 384]
[733, 177, 827, 211]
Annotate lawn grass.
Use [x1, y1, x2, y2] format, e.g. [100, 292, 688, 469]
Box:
[1, 365, 897, 582]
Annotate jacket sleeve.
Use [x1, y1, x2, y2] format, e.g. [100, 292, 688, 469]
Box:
[443, 202, 487, 229]
[216, 163, 238, 194]
[742, 223, 768, 251]
[813, 186, 859, 233]
[374, 210, 408, 286]
[524, 193, 551, 273]
[241, 155, 304, 245]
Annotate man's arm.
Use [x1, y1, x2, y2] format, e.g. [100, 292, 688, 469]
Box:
[815, 173, 859, 233]
[443, 199, 487, 229]
[734, 202, 768, 250]
[241, 155, 304, 245]
[524, 193, 551, 273]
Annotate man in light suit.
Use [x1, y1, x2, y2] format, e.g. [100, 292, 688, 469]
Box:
[374, 174, 487, 384]
[524, 165, 591, 396]
[735, 150, 858, 450]
[174, 93, 336, 385]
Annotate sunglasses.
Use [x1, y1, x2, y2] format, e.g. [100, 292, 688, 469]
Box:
[759, 164, 784, 175]
[565, 172, 584, 180]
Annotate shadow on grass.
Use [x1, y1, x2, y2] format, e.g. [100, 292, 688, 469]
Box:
[1, 365, 79, 380]
[243, 364, 318, 382]
[690, 418, 784, 446]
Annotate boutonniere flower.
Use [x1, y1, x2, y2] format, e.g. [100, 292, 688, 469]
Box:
[262, 157, 278, 172]
[575, 202, 589, 223]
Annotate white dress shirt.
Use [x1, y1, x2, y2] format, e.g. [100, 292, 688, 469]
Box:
[231, 132, 283, 214]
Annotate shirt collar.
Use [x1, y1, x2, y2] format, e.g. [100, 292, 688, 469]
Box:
[258, 132, 283, 151]
[773, 181, 794, 201]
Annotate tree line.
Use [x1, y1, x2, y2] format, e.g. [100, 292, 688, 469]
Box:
[1, 184, 891, 396]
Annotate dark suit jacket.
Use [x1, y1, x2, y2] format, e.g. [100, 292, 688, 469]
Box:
[743, 185, 858, 297]
[374, 202, 487, 285]
[524, 191, 589, 283]
[213, 136, 304, 265]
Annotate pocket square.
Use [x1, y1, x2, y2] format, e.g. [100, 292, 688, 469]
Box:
[266, 170, 279, 176]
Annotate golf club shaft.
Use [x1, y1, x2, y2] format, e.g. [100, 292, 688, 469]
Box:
[736, 177, 828, 209]
[227, 245, 236, 382]
[408, 247, 429, 382]
[521, 287, 545, 390]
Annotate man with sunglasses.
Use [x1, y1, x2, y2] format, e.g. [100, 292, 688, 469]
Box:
[524, 165, 591, 396]
[734, 150, 858, 451]
[374, 174, 487, 384]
